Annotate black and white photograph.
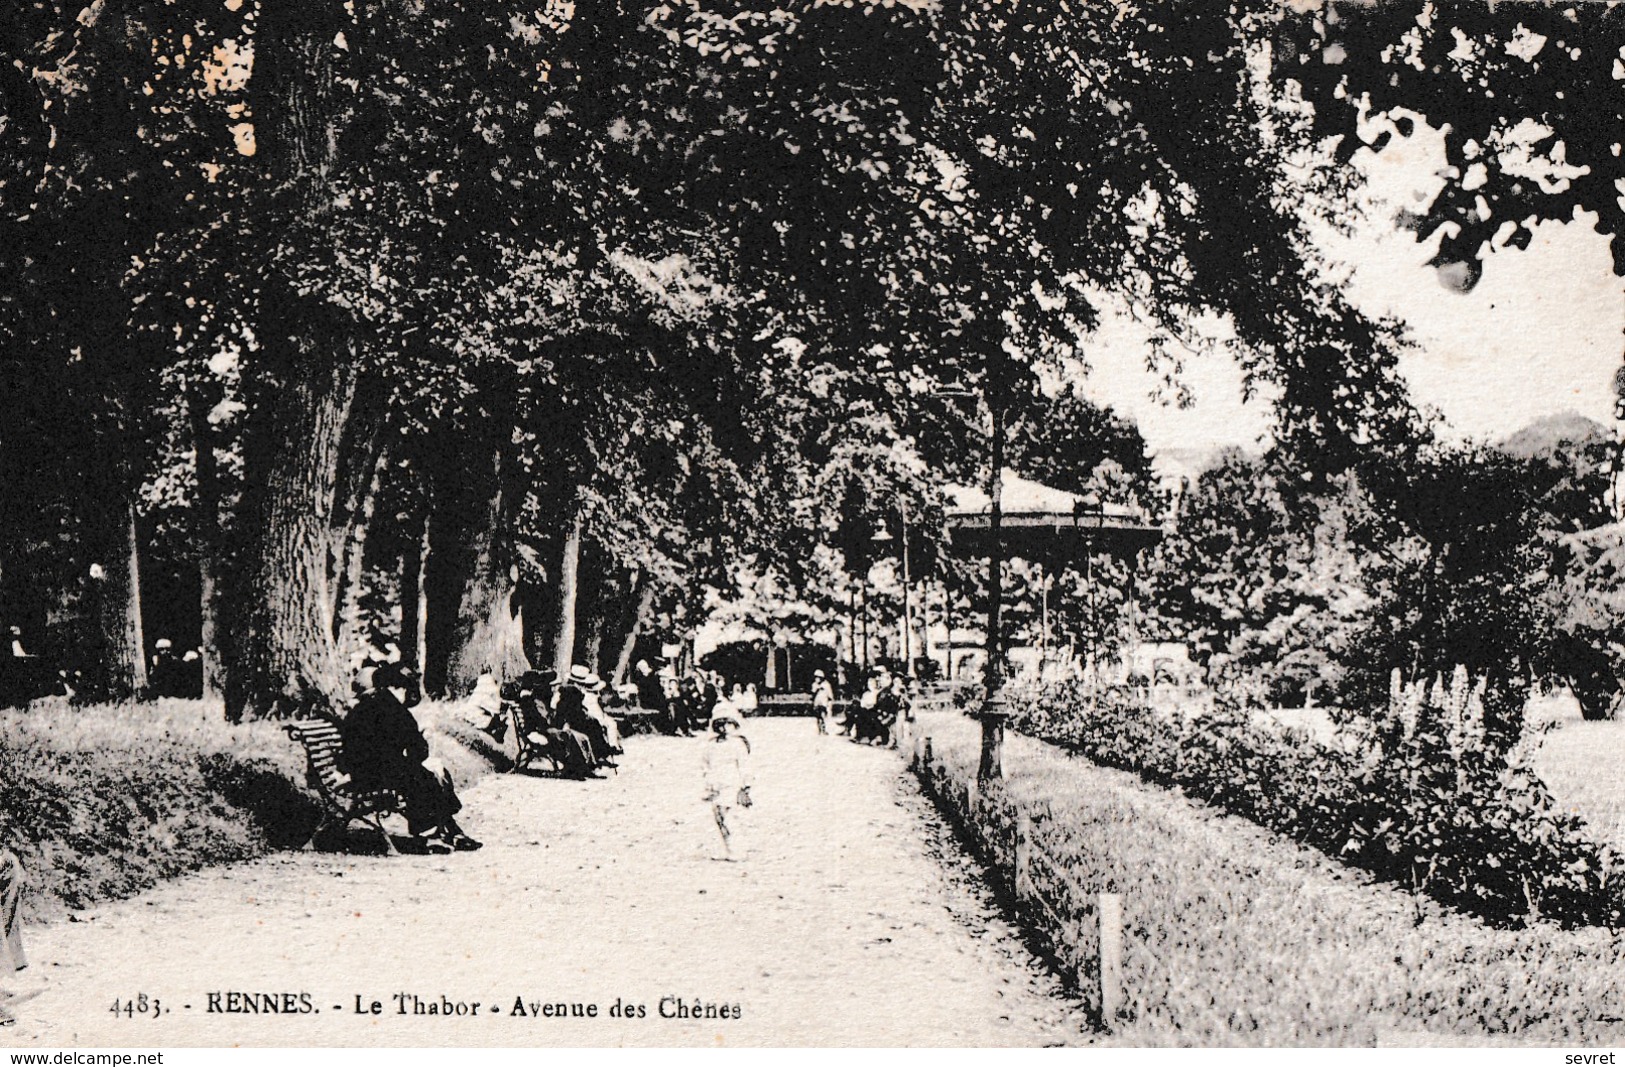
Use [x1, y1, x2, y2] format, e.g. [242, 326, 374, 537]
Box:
[1, 0, 1623, 1051]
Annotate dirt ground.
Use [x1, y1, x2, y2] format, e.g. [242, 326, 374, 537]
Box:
[3, 716, 1091, 1047]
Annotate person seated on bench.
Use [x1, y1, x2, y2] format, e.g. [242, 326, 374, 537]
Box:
[514, 669, 595, 778]
[556, 667, 621, 770]
[0, 849, 26, 1027]
[633, 660, 668, 722]
[341, 662, 481, 854]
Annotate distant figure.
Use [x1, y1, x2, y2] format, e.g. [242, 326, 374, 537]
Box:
[741, 683, 759, 716]
[341, 663, 480, 853]
[148, 638, 177, 697]
[701, 714, 752, 860]
[811, 669, 836, 735]
[1, 628, 38, 708]
[0, 849, 26, 1027]
[887, 676, 914, 750]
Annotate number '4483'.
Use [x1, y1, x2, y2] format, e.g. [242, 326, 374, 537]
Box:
[110, 994, 162, 1018]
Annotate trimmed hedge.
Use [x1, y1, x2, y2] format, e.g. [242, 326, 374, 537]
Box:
[915, 716, 1625, 1045]
[0, 698, 503, 919]
[1006, 674, 1625, 928]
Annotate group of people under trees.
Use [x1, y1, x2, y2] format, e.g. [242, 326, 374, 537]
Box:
[812, 664, 915, 748]
[628, 660, 759, 737]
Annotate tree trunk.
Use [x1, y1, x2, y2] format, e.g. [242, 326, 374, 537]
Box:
[224, 345, 359, 720]
[442, 447, 526, 696]
[552, 509, 585, 679]
[329, 392, 388, 645]
[422, 444, 497, 699]
[611, 580, 658, 686]
[185, 374, 224, 702]
[88, 504, 148, 700]
[223, 0, 369, 719]
[399, 511, 427, 681]
[574, 554, 609, 673]
[518, 575, 557, 672]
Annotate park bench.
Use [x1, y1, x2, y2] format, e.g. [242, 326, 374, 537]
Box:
[284, 719, 405, 856]
[504, 701, 562, 775]
[608, 704, 661, 734]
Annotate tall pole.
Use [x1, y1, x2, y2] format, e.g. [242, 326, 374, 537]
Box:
[979, 385, 1007, 782]
[920, 575, 934, 681]
[859, 581, 870, 673]
[901, 501, 914, 678]
[1039, 561, 1049, 681]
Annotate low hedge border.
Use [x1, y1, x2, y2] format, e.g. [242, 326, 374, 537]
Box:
[0, 698, 505, 921]
[911, 713, 1625, 1046]
[1008, 676, 1625, 928]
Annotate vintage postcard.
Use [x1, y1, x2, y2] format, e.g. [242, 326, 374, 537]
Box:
[1, 0, 1622, 1053]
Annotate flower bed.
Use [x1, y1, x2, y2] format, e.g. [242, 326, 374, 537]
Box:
[913, 715, 1625, 1045]
[1006, 671, 1625, 928]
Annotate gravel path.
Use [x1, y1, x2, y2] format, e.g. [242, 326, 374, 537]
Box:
[4, 717, 1089, 1047]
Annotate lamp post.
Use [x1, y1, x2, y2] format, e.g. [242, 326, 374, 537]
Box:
[979, 396, 1008, 782]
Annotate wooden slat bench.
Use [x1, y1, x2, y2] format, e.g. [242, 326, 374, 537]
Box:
[608, 705, 661, 734]
[505, 701, 562, 775]
[284, 719, 406, 856]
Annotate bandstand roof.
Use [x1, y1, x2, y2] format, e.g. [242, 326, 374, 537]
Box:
[943, 469, 1163, 563]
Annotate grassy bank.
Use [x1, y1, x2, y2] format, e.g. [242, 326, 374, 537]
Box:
[0, 697, 506, 922]
[914, 712, 1625, 1046]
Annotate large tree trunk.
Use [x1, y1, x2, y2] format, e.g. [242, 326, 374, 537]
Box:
[518, 576, 558, 671]
[84, 503, 148, 701]
[221, 0, 375, 719]
[421, 433, 526, 698]
[573, 551, 612, 673]
[224, 345, 360, 720]
[552, 509, 585, 679]
[443, 449, 526, 695]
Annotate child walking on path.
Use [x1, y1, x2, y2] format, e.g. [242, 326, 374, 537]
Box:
[702, 714, 753, 860]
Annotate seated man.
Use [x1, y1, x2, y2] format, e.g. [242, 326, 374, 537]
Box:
[1, 849, 26, 1027]
[340, 663, 481, 854]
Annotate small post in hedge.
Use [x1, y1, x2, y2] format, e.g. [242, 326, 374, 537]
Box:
[923, 736, 933, 770]
[1096, 892, 1123, 1032]
[965, 777, 979, 813]
[1014, 812, 1032, 900]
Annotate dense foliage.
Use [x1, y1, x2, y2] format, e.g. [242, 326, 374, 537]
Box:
[1144, 418, 1617, 717]
[1006, 672, 1625, 928]
[0, 0, 1442, 716]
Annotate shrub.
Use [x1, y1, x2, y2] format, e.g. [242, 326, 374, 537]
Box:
[1003, 670, 1625, 928]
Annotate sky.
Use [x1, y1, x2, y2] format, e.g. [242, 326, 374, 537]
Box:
[1073, 125, 1624, 467]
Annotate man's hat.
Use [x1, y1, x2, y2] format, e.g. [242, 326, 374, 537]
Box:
[371, 662, 407, 691]
[813, 669, 826, 678]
